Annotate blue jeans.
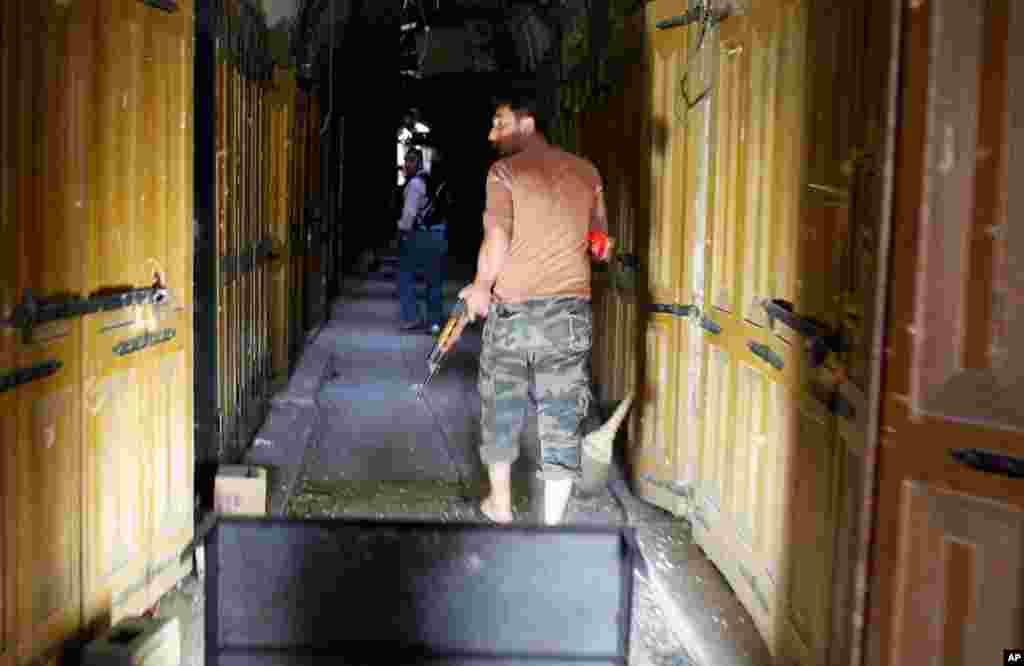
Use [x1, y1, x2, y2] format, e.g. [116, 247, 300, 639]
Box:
[398, 228, 448, 326]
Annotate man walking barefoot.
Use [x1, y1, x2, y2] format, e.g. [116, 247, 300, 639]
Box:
[444, 90, 612, 524]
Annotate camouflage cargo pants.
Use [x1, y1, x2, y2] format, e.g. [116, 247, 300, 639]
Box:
[478, 296, 593, 481]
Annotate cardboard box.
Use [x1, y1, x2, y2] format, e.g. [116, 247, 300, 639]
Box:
[214, 465, 267, 516]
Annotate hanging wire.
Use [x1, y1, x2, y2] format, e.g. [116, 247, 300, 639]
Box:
[674, 1, 724, 122]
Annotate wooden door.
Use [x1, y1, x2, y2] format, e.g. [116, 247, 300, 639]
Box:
[693, 2, 808, 658]
[577, 10, 645, 415]
[84, 0, 194, 625]
[870, 0, 1024, 663]
[12, 328, 83, 665]
[269, 69, 296, 384]
[0, 0, 16, 658]
[631, 0, 701, 516]
[9, 2, 89, 662]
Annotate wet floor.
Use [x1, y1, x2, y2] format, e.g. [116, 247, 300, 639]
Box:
[156, 257, 771, 666]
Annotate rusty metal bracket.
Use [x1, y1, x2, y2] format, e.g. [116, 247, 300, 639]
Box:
[649, 303, 695, 318]
[139, 0, 179, 12]
[809, 381, 856, 419]
[762, 298, 847, 368]
[656, 2, 729, 30]
[113, 328, 176, 357]
[0, 360, 63, 394]
[749, 341, 784, 370]
[4, 287, 167, 339]
[951, 448, 1024, 480]
[700, 315, 722, 335]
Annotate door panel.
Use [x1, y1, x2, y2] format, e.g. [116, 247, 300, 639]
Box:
[873, 0, 1024, 664]
[893, 483, 1023, 665]
[1, 386, 11, 666]
[144, 1, 194, 610]
[13, 326, 82, 664]
[2, 7, 19, 654]
[83, 0, 194, 625]
[0, 0, 17, 373]
[695, 2, 855, 662]
[82, 313, 149, 626]
[630, 0, 695, 514]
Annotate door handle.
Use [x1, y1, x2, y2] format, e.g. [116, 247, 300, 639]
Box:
[0, 360, 63, 393]
[648, 303, 695, 318]
[748, 342, 784, 370]
[140, 0, 179, 12]
[762, 299, 847, 368]
[699, 315, 721, 335]
[5, 286, 168, 339]
[951, 448, 1024, 480]
[808, 380, 856, 419]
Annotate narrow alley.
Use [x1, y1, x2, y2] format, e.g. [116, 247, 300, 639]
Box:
[157, 255, 775, 666]
[5, 0, 1019, 664]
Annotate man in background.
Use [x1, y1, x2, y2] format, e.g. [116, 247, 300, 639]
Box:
[396, 148, 448, 332]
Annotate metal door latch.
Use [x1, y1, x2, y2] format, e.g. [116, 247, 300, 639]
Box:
[749, 341, 784, 370]
[648, 303, 695, 318]
[140, 0, 179, 12]
[617, 253, 640, 271]
[762, 299, 847, 367]
[0, 360, 63, 393]
[656, 2, 730, 30]
[113, 327, 176, 357]
[4, 286, 168, 339]
[699, 315, 722, 335]
[951, 448, 1024, 480]
[809, 381, 856, 419]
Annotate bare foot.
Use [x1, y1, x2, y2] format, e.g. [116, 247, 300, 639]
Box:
[480, 496, 514, 524]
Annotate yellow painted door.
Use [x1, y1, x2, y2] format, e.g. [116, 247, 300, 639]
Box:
[84, 0, 194, 625]
[577, 9, 644, 413]
[143, 0, 194, 608]
[269, 69, 295, 384]
[83, 0, 156, 626]
[12, 326, 83, 665]
[630, 0, 693, 515]
[607, 15, 646, 413]
[690, 1, 841, 661]
[10, 1, 89, 660]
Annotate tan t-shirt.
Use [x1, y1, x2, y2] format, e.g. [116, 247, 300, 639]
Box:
[484, 138, 608, 303]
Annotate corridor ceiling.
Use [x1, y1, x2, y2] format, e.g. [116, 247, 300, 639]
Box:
[293, 0, 596, 81]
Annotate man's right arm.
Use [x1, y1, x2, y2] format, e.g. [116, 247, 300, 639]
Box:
[458, 163, 513, 322]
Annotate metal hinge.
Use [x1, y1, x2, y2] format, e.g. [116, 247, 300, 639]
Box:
[649, 303, 695, 318]
[656, 2, 729, 30]
[0, 360, 63, 393]
[699, 315, 721, 335]
[749, 342, 784, 370]
[140, 0, 179, 12]
[951, 448, 1024, 480]
[809, 381, 856, 419]
[113, 328, 176, 357]
[762, 298, 847, 368]
[3, 287, 167, 339]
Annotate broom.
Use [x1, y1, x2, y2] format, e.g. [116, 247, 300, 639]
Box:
[580, 392, 635, 494]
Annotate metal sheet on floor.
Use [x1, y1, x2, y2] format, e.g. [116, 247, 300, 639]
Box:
[205, 519, 637, 665]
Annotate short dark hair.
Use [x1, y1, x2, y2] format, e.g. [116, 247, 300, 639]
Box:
[492, 89, 546, 136]
[405, 147, 423, 163]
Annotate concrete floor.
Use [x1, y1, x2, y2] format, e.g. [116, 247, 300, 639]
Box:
[154, 256, 773, 666]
